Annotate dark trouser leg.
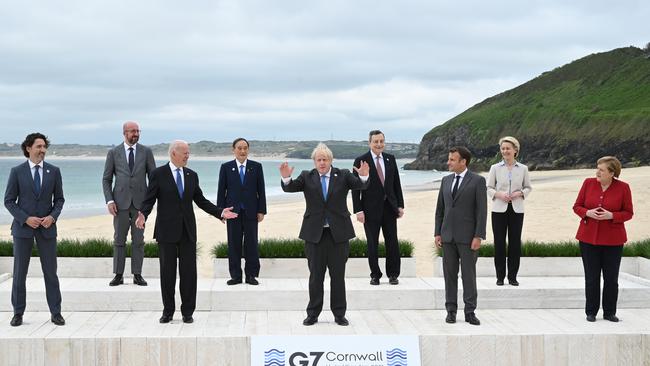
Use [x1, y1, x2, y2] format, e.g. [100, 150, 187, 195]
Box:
[113, 209, 131, 275]
[442, 241, 460, 313]
[11, 237, 34, 315]
[327, 232, 349, 318]
[35, 231, 62, 315]
[243, 213, 260, 278]
[158, 241, 178, 316]
[227, 214, 244, 280]
[492, 211, 507, 281]
[178, 228, 197, 318]
[363, 220, 382, 279]
[458, 242, 478, 314]
[305, 235, 327, 318]
[601, 245, 623, 317]
[580, 242, 602, 316]
[506, 204, 524, 281]
[128, 205, 145, 275]
[382, 202, 400, 278]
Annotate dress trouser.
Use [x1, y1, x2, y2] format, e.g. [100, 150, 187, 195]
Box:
[364, 200, 401, 279]
[113, 204, 145, 275]
[442, 240, 478, 314]
[227, 208, 260, 279]
[579, 241, 623, 317]
[305, 228, 349, 318]
[492, 203, 524, 281]
[158, 224, 197, 317]
[12, 231, 62, 315]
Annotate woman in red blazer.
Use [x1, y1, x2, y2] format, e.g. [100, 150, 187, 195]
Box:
[573, 156, 633, 323]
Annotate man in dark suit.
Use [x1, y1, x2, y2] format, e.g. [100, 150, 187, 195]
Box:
[280, 143, 369, 326]
[136, 140, 237, 324]
[435, 146, 487, 326]
[4, 133, 65, 327]
[352, 130, 405, 285]
[217, 138, 267, 286]
[102, 121, 156, 287]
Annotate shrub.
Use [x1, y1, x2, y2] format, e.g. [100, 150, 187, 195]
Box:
[0, 238, 159, 257]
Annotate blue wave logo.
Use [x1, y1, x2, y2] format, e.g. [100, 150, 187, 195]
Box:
[264, 348, 285, 366]
[386, 348, 407, 366]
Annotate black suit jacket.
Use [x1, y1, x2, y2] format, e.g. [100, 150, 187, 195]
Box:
[352, 151, 404, 220]
[217, 159, 267, 219]
[140, 163, 223, 243]
[282, 167, 368, 243]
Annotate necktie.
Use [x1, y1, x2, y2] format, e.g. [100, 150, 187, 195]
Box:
[175, 168, 184, 198]
[128, 147, 134, 173]
[321, 175, 328, 201]
[239, 164, 245, 184]
[375, 156, 385, 186]
[451, 175, 461, 199]
[34, 165, 41, 196]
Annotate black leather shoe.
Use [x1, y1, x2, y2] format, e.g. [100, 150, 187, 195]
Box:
[245, 276, 259, 285]
[334, 316, 349, 326]
[159, 314, 173, 323]
[182, 316, 194, 324]
[604, 314, 619, 322]
[465, 313, 480, 326]
[370, 277, 380, 285]
[508, 279, 519, 286]
[109, 274, 123, 286]
[51, 313, 65, 326]
[302, 316, 318, 326]
[389, 277, 399, 285]
[10, 314, 22, 327]
[133, 274, 148, 286]
[227, 278, 242, 285]
[445, 312, 456, 324]
[586, 315, 596, 322]
[496, 279, 504, 286]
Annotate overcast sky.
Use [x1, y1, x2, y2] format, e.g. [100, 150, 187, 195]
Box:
[0, 0, 647, 144]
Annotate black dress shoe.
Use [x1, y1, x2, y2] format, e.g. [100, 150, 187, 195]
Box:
[389, 277, 399, 285]
[159, 314, 173, 323]
[604, 314, 619, 322]
[465, 313, 480, 326]
[508, 279, 519, 286]
[133, 274, 148, 286]
[10, 314, 22, 327]
[227, 278, 242, 285]
[245, 276, 259, 285]
[109, 274, 123, 286]
[586, 314, 596, 322]
[302, 316, 318, 326]
[370, 277, 380, 285]
[51, 313, 65, 326]
[445, 312, 456, 324]
[182, 316, 194, 324]
[496, 279, 504, 286]
[334, 316, 349, 326]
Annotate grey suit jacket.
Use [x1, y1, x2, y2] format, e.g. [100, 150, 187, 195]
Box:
[4, 161, 65, 239]
[102, 143, 156, 210]
[434, 170, 487, 244]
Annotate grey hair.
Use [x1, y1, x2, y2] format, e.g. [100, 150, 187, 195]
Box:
[310, 142, 333, 161]
[168, 140, 188, 157]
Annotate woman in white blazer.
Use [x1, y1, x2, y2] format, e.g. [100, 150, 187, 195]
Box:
[487, 136, 532, 286]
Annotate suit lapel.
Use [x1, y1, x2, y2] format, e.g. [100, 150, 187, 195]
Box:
[165, 164, 183, 201]
[20, 162, 37, 198]
[453, 172, 473, 202]
[326, 168, 337, 201]
[134, 145, 145, 173]
[183, 169, 192, 200]
[311, 170, 325, 202]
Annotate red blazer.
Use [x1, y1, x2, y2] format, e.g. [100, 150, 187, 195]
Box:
[573, 178, 633, 246]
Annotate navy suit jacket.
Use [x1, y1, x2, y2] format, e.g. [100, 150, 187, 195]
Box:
[4, 161, 65, 239]
[217, 159, 267, 220]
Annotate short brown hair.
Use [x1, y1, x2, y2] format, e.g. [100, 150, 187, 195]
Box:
[597, 156, 622, 178]
[449, 146, 472, 166]
[368, 130, 384, 141]
[21, 132, 50, 158]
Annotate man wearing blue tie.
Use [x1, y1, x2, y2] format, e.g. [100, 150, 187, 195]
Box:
[217, 138, 267, 285]
[4, 133, 65, 327]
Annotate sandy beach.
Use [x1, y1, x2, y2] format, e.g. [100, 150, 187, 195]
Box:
[1, 166, 648, 277]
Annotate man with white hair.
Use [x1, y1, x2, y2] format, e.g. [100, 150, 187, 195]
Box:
[137, 140, 237, 324]
[280, 143, 370, 326]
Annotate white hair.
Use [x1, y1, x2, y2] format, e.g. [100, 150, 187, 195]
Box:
[168, 140, 188, 157]
[310, 142, 333, 161]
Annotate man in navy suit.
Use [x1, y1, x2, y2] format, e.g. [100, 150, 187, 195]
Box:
[4, 133, 65, 327]
[217, 138, 267, 285]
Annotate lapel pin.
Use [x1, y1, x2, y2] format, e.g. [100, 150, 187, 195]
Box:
[46, 170, 50, 173]
[334, 174, 338, 177]
[232, 167, 235, 171]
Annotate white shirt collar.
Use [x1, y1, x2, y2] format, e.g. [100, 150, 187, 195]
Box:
[169, 161, 182, 172]
[235, 159, 248, 168]
[320, 167, 332, 178]
[28, 160, 43, 169]
[371, 151, 383, 160]
[498, 160, 519, 167]
[455, 168, 468, 178]
[124, 142, 137, 151]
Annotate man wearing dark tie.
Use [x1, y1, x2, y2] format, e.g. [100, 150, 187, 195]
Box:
[217, 138, 267, 285]
[136, 140, 237, 324]
[4, 133, 65, 327]
[280, 143, 370, 326]
[102, 121, 156, 287]
[434, 146, 487, 326]
[352, 130, 405, 285]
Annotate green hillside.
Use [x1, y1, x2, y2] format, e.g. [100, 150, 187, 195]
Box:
[405, 46, 650, 171]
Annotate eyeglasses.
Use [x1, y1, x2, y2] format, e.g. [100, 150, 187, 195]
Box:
[125, 129, 141, 133]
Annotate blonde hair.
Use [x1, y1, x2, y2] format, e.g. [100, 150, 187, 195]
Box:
[499, 136, 520, 158]
[597, 156, 622, 178]
[311, 142, 333, 161]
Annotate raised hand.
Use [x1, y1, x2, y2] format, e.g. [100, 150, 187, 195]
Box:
[135, 211, 146, 229]
[353, 161, 370, 176]
[221, 207, 239, 220]
[279, 162, 294, 179]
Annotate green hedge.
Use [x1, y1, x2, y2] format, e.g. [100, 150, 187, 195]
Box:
[436, 239, 650, 258]
[0, 238, 159, 257]
[212, 238, 414, 258]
